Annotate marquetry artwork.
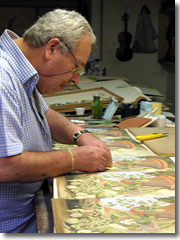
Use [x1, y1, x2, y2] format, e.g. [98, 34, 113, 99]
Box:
[52, 128, 175, 233]
[52, 128, 153, 156]
[43, 87, 123, 113]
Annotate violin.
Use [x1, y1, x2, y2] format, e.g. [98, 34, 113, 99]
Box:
[116, 12, 133, 62]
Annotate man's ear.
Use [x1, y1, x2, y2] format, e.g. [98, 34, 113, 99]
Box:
[45, 38, 61, 60]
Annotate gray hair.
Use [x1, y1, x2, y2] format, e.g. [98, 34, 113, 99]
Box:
[22, 9, 96, 54]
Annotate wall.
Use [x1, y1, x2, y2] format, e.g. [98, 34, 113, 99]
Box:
[0, 0, 175, 114]
[91, 0, 175, 114]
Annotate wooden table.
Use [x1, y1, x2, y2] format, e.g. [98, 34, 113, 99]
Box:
[52, 127, 175, 233]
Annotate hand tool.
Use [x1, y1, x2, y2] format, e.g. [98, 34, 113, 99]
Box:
[135, 133, 168, 141]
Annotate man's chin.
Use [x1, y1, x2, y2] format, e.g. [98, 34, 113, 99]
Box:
[44, 86, 63, 95]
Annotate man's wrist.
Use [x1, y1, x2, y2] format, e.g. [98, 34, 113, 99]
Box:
[73, 130, 90, 144]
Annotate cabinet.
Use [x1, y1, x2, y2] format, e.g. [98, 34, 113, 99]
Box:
[158, 2, 175, 115]
[158, 7, 175, 64]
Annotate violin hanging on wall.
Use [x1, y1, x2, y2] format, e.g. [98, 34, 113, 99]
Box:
[116, 12, 133, 62]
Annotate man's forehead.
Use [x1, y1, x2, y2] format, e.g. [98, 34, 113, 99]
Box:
[75, 36, 92, 66]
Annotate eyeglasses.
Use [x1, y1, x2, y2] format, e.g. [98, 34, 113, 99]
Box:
[64, 43, 85, 76]
[38, 42, 85, 77]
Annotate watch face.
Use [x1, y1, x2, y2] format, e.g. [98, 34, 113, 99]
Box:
[74, 131, 81, 138]
[73, 130, 89, 141]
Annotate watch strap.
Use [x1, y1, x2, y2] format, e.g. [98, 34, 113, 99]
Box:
[73, 130, 90, 144]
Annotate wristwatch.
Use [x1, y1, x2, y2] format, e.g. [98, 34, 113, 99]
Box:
[73, 130, 90, 144]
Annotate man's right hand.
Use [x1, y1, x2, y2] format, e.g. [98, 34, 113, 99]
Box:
[70, 146, 112, 172]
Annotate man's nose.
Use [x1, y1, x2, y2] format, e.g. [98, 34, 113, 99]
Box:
[71, 74, 80, 84]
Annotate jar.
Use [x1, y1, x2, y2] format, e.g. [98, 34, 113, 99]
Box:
[91, 94, 103, 119]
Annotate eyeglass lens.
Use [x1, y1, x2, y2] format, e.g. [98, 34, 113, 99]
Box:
[74, 67, 85, 76]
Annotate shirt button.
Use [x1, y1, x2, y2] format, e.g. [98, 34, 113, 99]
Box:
[34, 76, 37, 79]
[44, 135, 47, 138]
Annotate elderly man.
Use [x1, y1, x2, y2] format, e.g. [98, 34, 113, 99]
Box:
[0, 9, 112, 233]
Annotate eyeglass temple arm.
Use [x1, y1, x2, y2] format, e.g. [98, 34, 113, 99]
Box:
[63, 42, 80, 66]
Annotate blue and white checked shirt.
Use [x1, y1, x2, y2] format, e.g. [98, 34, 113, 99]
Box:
[0, 30, 52, 233]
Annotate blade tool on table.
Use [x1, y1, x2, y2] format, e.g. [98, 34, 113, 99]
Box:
[136, 133, 168, 141]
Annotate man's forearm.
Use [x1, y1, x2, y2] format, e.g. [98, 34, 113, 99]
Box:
[45, 108, 85, 144]
[0, 150, 72, 183]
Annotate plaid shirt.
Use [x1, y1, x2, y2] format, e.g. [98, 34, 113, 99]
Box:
[0, 30, 52, 232]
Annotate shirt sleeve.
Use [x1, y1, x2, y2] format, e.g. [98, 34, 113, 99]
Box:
[0, 84, 23, 157]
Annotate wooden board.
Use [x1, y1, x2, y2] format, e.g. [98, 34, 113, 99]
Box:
[116, 117, 152, 128]
[52, 125, 175, 233]
[52, 196, 175, 233]
[52, 166, 175, 233]
[78, 79, 151, 104]
[55, 170, 175, 199]
[128, 127, 175, 156]
[43, 87, 123, 113]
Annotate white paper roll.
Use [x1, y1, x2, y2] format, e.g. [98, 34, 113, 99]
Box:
[151, 115, 166, 127]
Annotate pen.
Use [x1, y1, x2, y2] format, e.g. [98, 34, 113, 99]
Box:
[135, 133, 168, 141]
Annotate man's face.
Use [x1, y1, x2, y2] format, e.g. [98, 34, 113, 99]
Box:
[37, 35, 92, 95]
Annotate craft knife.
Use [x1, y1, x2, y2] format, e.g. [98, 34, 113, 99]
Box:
[135, 133, 168, 141]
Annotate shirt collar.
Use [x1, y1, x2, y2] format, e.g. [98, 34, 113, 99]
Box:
[0, 29, 39, 85]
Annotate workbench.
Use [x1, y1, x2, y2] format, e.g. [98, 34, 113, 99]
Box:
[51, 127, 175, 234]
[38, 76, 175, 233]
[34, 124, 175, 233]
